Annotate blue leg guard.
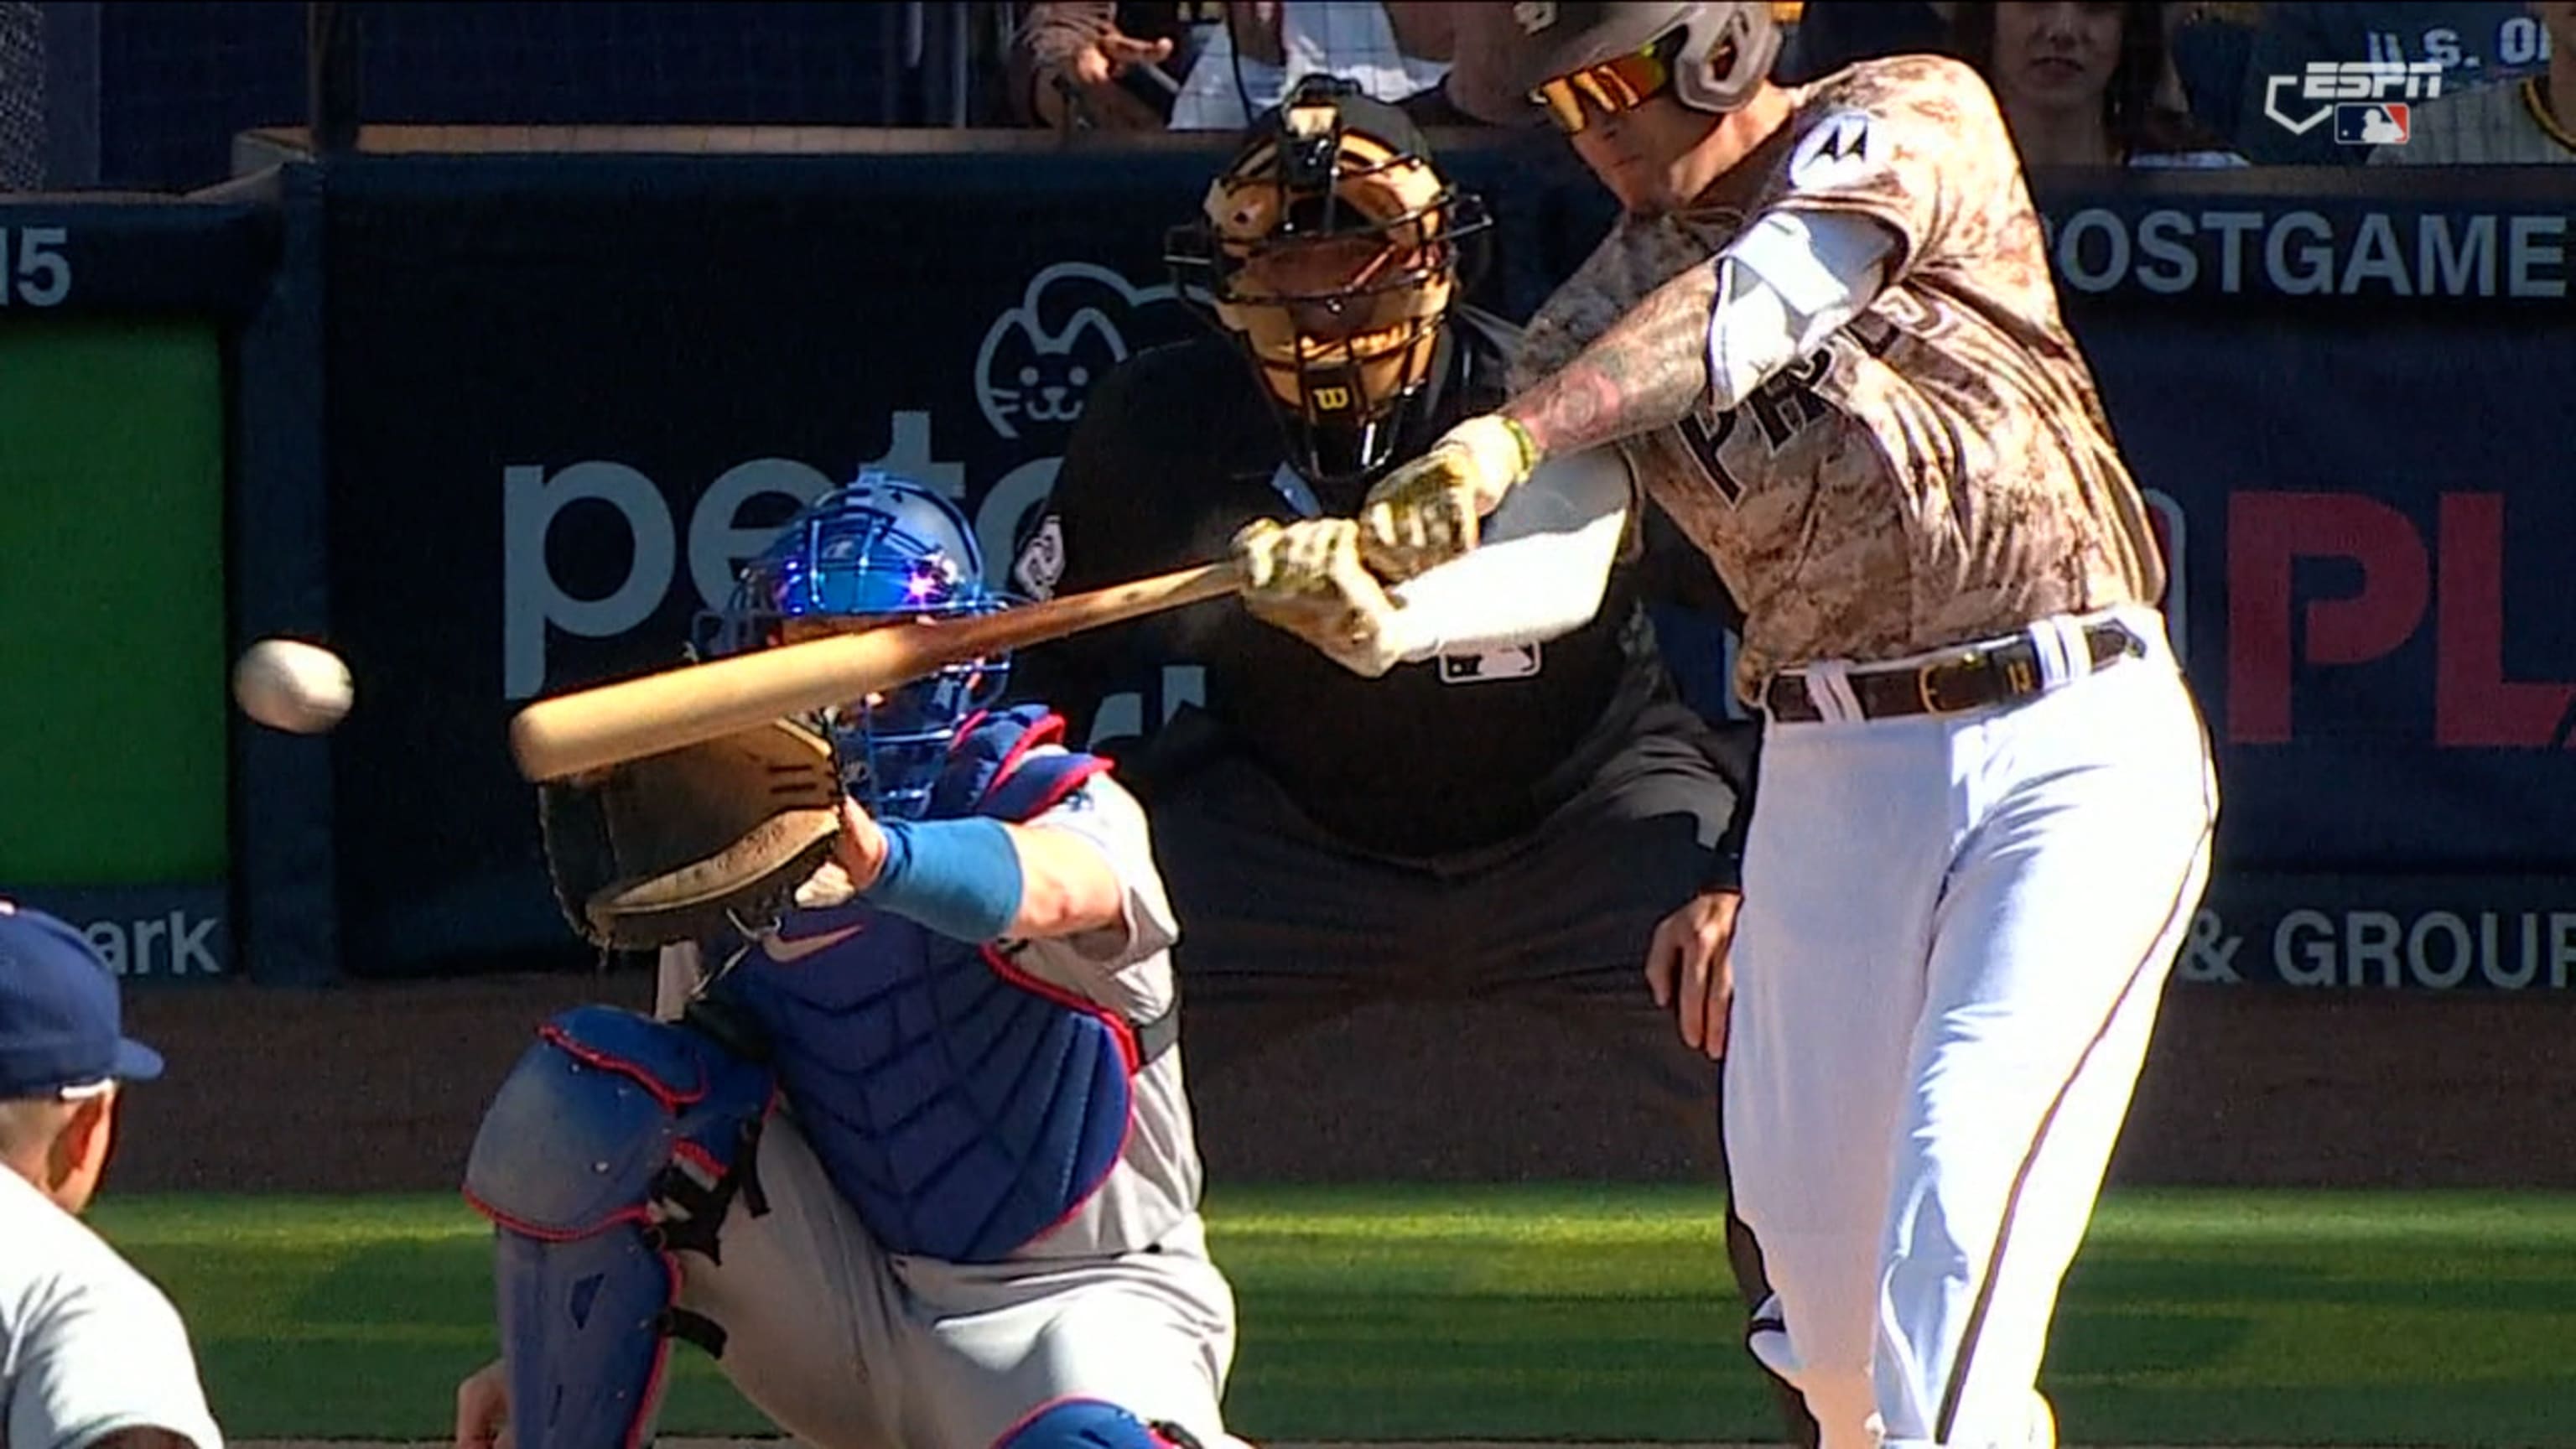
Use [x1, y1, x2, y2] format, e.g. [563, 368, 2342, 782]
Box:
[463, 1005, 774, 1449]
[995, 1399, 1206, 1449]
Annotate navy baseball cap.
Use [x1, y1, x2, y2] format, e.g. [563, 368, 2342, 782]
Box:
[0, 901, 164, 1099]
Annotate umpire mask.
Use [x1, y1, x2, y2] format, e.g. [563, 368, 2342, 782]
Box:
[1167, 76, 1492, 487]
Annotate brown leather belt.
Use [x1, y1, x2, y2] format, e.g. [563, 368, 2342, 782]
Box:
[1762, 620, 2148, 724]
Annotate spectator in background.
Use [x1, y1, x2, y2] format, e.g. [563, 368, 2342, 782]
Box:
[1015, 3, 1454, 132]
[1010, 2, 1198, 130]
[2371, 1, 2576, 164]
[1955, 2, 2247, 167]
[0, 902, 224, 1449]
[1392, 6, 1534, 129]
[1774, 0, 1961, 81]
[2230, 1, 2552, 163]
[2164, 2, 2264, 143]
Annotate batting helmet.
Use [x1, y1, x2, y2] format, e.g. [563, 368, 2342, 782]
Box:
[1166, 74, 1492, 487]
[1479, 2, 1780, 132]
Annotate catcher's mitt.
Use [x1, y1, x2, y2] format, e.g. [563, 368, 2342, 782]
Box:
[538, 718, 845, 950]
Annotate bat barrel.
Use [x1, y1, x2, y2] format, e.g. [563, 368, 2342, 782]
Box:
[506, 559, 1245, 782]
[510, 634, 880, 781]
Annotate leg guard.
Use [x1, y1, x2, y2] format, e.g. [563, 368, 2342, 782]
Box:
[463, 1005, 775, 1449]
[994, 1399, 1206, 1449]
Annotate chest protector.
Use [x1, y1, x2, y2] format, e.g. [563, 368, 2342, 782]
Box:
[709, 706, 1170, 1262]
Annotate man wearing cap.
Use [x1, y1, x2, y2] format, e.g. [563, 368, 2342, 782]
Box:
[0, 901, 225, 1449]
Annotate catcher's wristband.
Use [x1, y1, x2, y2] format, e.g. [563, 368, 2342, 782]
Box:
[866, 818, 1025, 943]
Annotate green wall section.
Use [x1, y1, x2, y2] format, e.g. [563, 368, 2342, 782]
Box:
[0, 321, 229, 884]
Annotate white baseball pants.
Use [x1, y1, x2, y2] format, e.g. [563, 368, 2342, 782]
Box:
[1724, 606, 2217, 1449]
[668, 1109, 1242, 1449]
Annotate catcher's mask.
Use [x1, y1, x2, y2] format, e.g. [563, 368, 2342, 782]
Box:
[1166, 75, 1492, 487]
[1501, 2, 1781, 134]
[702, 473, 1009, 821]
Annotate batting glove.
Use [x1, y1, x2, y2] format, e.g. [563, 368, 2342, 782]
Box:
[1356, 413, 1538, 583]
[1232, 517, 1419, 679]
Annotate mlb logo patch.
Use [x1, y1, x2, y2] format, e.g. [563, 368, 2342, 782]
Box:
[2334, 102, 2409, 146]
[1437, 642, 1543, 684]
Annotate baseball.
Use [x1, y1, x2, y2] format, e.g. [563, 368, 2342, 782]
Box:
[232, 639, 355, 735]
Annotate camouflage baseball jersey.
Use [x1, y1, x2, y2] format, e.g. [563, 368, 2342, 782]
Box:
[1514, 55, 2165, 704]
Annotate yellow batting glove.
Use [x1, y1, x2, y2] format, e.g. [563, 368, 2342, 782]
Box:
[1356, 414, 1537, 583]
[1231, 517, 1418, 679]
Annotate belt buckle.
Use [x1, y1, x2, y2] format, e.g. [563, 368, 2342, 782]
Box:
[1913, 646, 2035, 716]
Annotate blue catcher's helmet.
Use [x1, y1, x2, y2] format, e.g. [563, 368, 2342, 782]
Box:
[704, 471, 1010, 820]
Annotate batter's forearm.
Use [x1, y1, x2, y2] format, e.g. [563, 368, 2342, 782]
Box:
[1389, 449, 1631, 660]
[1506, 211, 1898, 469]
[1504, 262, 1720, 460]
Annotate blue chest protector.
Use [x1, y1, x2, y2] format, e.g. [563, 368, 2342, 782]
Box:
[709, 705, 1172, 1263]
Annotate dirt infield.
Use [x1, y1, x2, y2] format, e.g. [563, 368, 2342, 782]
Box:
[112, 971, 2576, 1192]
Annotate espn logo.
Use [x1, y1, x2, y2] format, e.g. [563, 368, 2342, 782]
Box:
[2334, 103, 2410, 146]
[2262, 59, 2440, 137]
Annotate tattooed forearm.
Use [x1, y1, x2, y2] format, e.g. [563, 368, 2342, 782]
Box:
[1506, 260, 1720, 460]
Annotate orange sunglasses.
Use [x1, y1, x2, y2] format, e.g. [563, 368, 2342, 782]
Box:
[1529, 29, 1736, 134]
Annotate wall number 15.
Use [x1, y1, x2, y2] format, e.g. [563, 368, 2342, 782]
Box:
[0, 227, 71, 307]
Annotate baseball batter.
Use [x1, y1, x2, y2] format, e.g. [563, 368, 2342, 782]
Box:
[451, 476, 1244, 1449]
[1231, 5, 2218, 1446]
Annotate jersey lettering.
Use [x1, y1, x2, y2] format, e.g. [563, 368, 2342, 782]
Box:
[1675, 405, 1746, 502]
[1853, 291, 1936, 348]
[1674, 348, 1836, 502]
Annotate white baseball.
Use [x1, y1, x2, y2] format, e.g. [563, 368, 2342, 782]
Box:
[232, 639, 354, 735]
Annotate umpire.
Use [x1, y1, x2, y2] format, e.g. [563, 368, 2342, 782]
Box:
[1010, 77, 1815, 1446]
[0, 901, 224, 1449]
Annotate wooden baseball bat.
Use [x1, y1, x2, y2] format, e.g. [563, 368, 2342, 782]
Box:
[510, 559, 1244, 782]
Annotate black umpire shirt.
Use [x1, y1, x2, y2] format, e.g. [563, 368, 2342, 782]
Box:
[1010, 310, 1694, 860]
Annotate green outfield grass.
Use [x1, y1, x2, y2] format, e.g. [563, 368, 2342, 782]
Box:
[86, 1187, 2576, 1446]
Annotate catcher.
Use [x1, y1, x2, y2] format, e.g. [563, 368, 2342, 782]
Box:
[450, 474, 1245, 1449]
